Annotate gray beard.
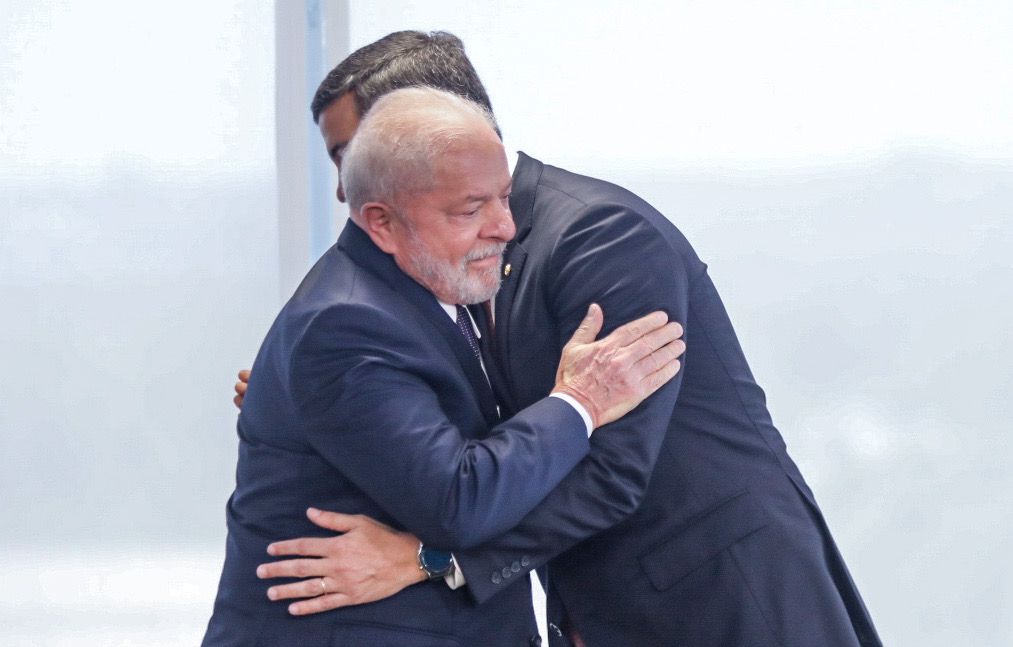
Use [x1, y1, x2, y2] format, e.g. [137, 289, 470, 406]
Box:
[404, 238, 505, 305]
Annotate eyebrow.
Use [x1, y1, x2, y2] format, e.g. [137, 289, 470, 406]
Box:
[462, 180, 513, 202]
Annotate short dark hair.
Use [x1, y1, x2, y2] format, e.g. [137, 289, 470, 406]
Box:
[310, 30, 495, 124]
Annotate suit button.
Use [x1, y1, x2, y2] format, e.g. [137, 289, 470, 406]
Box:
[502, 566, 512, 579]
[511, 561, 521, 572]
[491, 572, 502, 584]
[529, 635, 542, 647]
[548, 622, 563, 637]
[521, 555, 531, 567]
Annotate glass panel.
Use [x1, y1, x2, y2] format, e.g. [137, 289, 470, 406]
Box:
[1, 1, 276, 643]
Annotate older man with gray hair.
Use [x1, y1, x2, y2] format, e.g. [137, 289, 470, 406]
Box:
[201, 87, 684, 646]
[342, 87, 510, 309]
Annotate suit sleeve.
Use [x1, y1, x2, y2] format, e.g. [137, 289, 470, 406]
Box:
[455, 203, 691, 602]
[291, 306, 590, 550]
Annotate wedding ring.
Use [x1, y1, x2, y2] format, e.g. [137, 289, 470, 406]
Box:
[319, 578, 327, 595]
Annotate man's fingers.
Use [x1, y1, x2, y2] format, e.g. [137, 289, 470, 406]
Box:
[262, 511, 360, 560]
[626, 321, 684, 364]
[233, 374, 248, 410]
[566, 303, 604, 346]
[288, 592, 353, 616]
[257, 557, 327, 579]
[606, 310, 670, 348]
[642, 357, 682, 396]
[306, 508, 361, 533]
[632, 336, 686, 374]
[660, 321, 684, 346]
[267, 577, 335, 601]
[265, 535, 333, 558]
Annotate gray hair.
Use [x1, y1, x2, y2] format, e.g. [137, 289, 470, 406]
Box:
[341, 87, 499, 214]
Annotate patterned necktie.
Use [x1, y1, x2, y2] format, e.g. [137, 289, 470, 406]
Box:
[455, 305, 482, 361]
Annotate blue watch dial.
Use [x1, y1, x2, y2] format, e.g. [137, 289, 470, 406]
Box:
[420, 547, 453, 576]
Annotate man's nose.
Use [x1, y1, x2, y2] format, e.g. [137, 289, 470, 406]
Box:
[483, 200, 515, 242]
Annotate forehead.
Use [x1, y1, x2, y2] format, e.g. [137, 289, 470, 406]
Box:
[430, 134, 509, 193]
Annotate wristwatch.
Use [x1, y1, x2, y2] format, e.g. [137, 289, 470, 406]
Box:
[417, 542, 454, 580]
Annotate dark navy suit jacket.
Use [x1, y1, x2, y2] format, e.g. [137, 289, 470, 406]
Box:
[203, 222, 589, 646]
[457, 153, 882, 646]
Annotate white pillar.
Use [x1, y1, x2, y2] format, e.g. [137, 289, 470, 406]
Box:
[274, 0, 350, 300]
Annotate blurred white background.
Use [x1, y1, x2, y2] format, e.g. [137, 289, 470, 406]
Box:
[2, 1, 1011, 645]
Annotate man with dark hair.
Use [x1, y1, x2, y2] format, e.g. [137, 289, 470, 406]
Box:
[247, 30, 882, 647]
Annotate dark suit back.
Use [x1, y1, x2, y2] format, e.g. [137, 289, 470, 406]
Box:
[459, 153, 881, 646]
[203, 222, 588, 646]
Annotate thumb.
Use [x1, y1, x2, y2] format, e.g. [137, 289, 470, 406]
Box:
[567, 303, 604, 346]
[306, 508, 359, 533]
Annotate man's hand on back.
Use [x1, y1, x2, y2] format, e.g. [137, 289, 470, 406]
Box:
[553, 303, 684, 428]
[256, 508, 424, 616]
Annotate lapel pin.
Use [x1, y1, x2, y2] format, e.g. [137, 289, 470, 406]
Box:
[503, 263, 512, 277]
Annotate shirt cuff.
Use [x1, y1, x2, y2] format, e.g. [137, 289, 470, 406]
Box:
[549, 392, 594, 437]
[444, 554, 467, 589]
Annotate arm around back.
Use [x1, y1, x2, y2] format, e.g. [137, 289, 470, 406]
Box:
[292, 304, 591, 550]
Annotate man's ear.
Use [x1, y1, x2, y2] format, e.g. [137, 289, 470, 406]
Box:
[358, 202, 400, 254]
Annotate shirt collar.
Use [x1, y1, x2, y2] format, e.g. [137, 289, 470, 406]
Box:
[437, 300, 481, 339]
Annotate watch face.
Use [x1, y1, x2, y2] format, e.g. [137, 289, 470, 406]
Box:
[421, 548, 453, 575]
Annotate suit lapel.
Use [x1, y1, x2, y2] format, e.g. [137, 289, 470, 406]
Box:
[495, 152, 544, 409]
[492, 244, 526, 389]
[338, 222, 500, 427]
